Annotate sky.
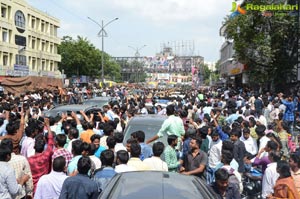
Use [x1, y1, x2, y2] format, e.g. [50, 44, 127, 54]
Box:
[26, 0, 233, 62]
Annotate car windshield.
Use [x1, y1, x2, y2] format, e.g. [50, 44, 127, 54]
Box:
[123, 122, 167, 146]
[108, 172, 208, 199]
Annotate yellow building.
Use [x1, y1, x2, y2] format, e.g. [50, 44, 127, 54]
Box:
[0, 0, 61, 78]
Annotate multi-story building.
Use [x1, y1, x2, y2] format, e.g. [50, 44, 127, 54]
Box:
[0, 0, 61, 78]
[113, 47, 204, 86]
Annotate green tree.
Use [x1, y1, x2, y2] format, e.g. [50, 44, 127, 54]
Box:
[58, 36, 121, 81]
[223, 0, 299, 91]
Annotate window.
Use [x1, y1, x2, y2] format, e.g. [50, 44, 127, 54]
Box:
[3, 54, 9, 66]
[41, 21, 45, 32]
[31, 18, 35, 29]
[41, 41, 45, 51]
[50, 62, 53, 71]
[31, 38, 36, 49]
[2, 29, 8, 42]
[1, 5, 7, 18]
[50, 44, 53, 53]
[16, 55, 26, 66]
[32, 59, 36, 70]
[15, 35, 26, 46]
[42, 60, 45, 71]
[15, 10, 25, 33]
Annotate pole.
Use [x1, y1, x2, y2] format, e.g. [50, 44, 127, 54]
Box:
[87, 17, 118, 83]
[101, 20, 104, 83]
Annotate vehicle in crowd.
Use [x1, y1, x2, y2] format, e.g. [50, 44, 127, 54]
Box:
[43, 104, 103, 120]
[169, 91, 185, 99]
[122, 115, 168, 146]
[98, 171, 218, 199]
[82, 96, 111, 107]
[130, 89, 145, 96]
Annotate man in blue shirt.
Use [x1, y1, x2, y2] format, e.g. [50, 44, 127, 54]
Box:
[60, 156, 99, 199]
[135, 130, 153, 160]
[92, 149, 116, 192]
[279, 93, 296, 132]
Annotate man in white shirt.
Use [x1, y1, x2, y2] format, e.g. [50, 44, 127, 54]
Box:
[256, 125, 270, 158]
[143, 142, 168, 171]
[261, 151, 280, 198]
[240, 128, 257, 156]
[207, 131, 222, 184]
[209, 131, 223, 166]
[114, 132, 127, 154]
[35, 156, 68, 199]
[114, 150, 134, 173]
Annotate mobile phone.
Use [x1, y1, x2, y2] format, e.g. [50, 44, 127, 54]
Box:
[67, 111, 72, 116]
[37, 116, 45, 123]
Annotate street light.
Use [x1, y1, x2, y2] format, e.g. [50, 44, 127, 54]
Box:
[128, 45, 146, 83]
[87, 17, 118, 83]
[128, 45, 147, 57]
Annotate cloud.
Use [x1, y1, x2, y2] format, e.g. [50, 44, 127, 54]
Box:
[60, 0, 231, 25]
[108, 0, 229, 23]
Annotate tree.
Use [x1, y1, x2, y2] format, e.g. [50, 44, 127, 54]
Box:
[58, 36, 121, 81]
[223, 0, 299, 91]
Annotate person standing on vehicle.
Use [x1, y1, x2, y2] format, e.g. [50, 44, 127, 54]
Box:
[146, 104, 185, 150]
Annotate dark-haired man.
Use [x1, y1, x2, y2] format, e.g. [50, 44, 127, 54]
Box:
[0, 143, 30, 199]
[230, 128, 246, 173]
[28, 118, 54, 193]
[163, 135, 180, 172]
[52, 134, 73, 166]
[143, 142, 168, 171]
[92, 149, 116, 192]
[181, 135, 208, 178]
[59, 156, 99, 199]
[135, 130, 153, 160]
[67, 140, 83, 176]
[115, 150, 134, 173]
[0, 110, 25, 154]
[35, 156, 68, 199]
[1, 138, 33, 199]
[210, 168, 241, 199]
[146, 104, 185, 150]
[127, 142, 150, 171]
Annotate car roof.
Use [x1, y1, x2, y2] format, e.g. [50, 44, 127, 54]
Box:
[49, 104, 95, 111]
[43, 104, 100, 118]
[99, 171, 217, 199]
[127, 115, 167, 125]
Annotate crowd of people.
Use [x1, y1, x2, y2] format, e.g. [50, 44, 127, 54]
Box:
[0, 85, 300, 199]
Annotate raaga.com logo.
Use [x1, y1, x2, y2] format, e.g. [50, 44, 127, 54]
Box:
[230, 2, 246, 15]
[230, 2, 299, 17]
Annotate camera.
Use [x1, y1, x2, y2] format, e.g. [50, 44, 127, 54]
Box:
[67, 111, 72, 116]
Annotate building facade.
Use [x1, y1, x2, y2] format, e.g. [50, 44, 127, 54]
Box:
[113, 55, 204, 85]
[0, 0, 61, 78]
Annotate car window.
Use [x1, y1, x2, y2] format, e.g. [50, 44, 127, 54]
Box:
[106, 172, 210, 199]
[123, 124, 167, 146]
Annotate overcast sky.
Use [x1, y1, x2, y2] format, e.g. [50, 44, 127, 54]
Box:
[26, 0, 233, 62]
